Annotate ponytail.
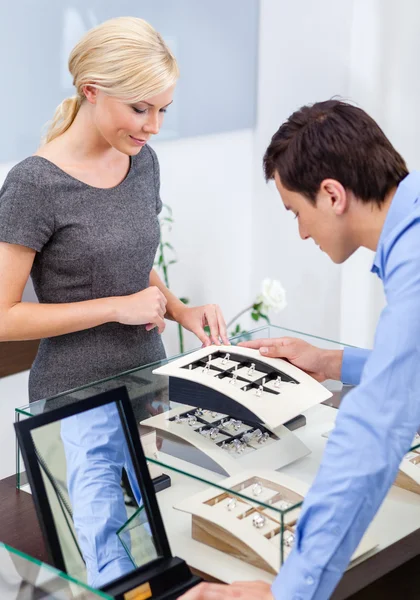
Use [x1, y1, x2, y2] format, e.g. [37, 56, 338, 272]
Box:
[42, 95, 82, 144]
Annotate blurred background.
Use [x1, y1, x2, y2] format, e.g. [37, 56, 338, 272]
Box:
[1, 0, 420, 425]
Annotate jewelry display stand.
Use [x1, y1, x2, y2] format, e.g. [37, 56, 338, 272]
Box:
[153, 345, 332, 429]
[141, 404, 310, 476]
[174, 471, 378, 573]
[395, 446, 420, 495]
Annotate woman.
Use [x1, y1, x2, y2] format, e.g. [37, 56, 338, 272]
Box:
[0, 16, 228, 403]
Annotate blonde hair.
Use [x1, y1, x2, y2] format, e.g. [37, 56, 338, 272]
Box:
[43, 17, 179, 144]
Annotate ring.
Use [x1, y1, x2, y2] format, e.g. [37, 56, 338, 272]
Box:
[222, 353, 230, 365]
[252, 513, 266, 529]
[284, 532, 295, 547]
[252, 482, 263, 496]
[274, 376, 282, 388]
[187, 414, 197, 426]
[209, 427, 220, 440]
[226, 497, 237, 511]
[247, 363, 256, 376]
[255, 385, 263, 397]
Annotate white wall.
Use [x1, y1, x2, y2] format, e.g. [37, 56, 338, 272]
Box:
[152, 129, 255, 356]
[340, 0, 420, 348]
[251, 0, 353, 341]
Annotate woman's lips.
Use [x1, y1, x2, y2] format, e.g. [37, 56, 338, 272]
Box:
[129, 135, 147, 146]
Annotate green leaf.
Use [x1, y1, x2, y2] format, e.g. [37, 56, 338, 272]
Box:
[158, 255, 164, 266]
[180, 297, 189, 305]
[164, 242, 174, 250]
[253, 302, 263, 311]
[251, 312, 260, 321]
[168, 260, 177, 265]
[259, 313, 270, 323]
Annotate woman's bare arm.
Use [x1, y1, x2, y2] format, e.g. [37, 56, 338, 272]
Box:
[0, 242, 166, 341]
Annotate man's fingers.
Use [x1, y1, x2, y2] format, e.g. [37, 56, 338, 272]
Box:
[239, 337, 296, 359]
[237, 338, 274, 349]
[178, 582, 228, 599]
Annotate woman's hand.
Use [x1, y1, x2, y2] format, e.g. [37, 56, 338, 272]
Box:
[239, 337, 343, 382]
[113, 286, 167, 333]
[176, 304, 229, 347]
[179, 580, 274, 600]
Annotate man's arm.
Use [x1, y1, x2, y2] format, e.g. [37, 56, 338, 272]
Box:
[341, 347, 371, 385]
[272, 225, 420, 599]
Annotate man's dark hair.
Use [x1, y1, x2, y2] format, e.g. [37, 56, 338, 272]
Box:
[263, 100, 408, 205]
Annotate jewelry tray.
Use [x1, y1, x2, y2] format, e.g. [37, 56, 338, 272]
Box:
[174, 471, 378, 573]
[152, 345, 332, 430]
[141, 404, 310, 476]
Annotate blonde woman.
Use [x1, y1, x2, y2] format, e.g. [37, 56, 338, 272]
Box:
[0, 17, 228, 403]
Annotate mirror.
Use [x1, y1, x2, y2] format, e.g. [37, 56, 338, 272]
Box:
[26, 399, 159, 588]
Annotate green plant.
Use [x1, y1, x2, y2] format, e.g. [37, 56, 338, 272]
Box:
[155, 204, 188, 353]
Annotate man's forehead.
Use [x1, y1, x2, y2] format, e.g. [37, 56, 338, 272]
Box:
[274, 172, 296, 209]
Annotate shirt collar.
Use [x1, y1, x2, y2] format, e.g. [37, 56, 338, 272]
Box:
[372, 171, 420, 275]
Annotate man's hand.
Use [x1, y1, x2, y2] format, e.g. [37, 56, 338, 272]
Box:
[179, 580, 274, 600]
[238, 337, 343, 382]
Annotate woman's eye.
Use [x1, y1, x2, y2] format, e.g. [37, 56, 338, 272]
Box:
[132, 107, 147, 114]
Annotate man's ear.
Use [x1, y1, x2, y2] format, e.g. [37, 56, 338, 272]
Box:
[82, 85, 98, 105]
[320, 179, 348, 215]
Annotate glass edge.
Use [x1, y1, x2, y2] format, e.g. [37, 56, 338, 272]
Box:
[146, 457, 302, 513]
[1, 543, 113, 599]
[116, 504, 146, 536]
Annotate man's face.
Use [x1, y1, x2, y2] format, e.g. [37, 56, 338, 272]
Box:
[274, 172, 357, 264]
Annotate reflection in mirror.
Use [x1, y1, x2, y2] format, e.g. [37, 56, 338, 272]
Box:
[30, 402, 159, 587]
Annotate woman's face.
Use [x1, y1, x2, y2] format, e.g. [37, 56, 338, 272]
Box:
[90, 85, 175, 155]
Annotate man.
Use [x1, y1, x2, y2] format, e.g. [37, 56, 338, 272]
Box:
[180, 100, 420, 599]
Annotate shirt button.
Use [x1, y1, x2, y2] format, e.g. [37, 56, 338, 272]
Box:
[305, 575, 315, 586]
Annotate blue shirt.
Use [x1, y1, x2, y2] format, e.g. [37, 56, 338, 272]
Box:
[272, 172, 420, 599]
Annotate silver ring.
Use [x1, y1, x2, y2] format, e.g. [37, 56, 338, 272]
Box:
[226, 497, 237, 511]
[252, 482, 263, 496]
[252, 513, 266, 529]
[247, 363, 256, 376]
[222, 353, 230, 365]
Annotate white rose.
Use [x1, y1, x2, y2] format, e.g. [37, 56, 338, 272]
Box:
[257, 278, 287, 312]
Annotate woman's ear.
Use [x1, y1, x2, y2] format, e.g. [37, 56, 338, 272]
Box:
[82, 85, 98, 104]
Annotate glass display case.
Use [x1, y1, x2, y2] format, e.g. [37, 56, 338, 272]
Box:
[13, 325, 419, 591]
[0, 542, 111, 599]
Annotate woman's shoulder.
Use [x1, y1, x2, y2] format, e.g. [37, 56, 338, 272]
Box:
[4, 156, 53, 189]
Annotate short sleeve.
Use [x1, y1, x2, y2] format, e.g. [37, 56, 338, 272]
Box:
[0, 163, 54, 252]
[146, 145, 163, 215]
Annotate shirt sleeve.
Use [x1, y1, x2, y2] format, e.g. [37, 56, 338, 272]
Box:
[146, 145, 163, 216]
[271, 218, 420, 600]
[341, 347, 371, 385]
[0, 164, 54, 251]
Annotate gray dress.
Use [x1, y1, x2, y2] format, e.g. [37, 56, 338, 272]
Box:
[0, 145, 166, 401]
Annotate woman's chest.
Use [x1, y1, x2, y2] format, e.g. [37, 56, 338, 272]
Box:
[50, 184, 160, 261]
